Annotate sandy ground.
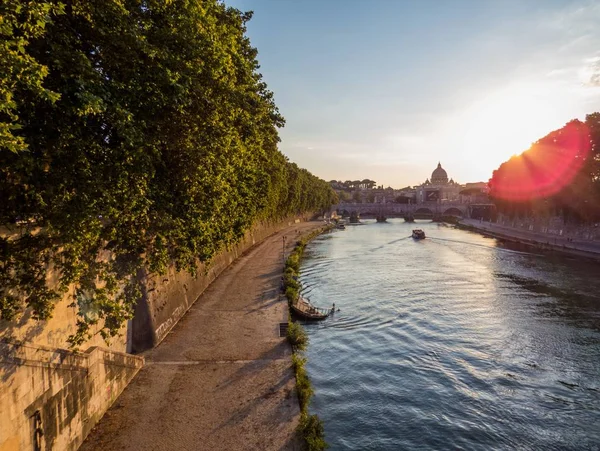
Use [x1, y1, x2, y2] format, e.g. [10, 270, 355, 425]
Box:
[81, 221, 323, 451]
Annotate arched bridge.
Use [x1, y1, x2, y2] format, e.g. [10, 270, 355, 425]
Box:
[331, 203, 493, 219]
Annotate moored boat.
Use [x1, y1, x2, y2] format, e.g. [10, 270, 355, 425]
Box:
[291, 297, 332, 320]
[412, 229, 426, 239]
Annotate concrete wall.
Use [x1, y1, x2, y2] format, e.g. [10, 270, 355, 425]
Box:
[0, 266, 141, 451]
[1, 214, 310, 450]
[131, 216, 309, 352]
[0, 341, 143, 451]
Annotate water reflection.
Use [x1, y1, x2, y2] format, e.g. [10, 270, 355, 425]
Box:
[301, 219, 600, 450]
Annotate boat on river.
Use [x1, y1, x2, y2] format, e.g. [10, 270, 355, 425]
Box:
[412, 229, 426, 240]
[349, 212, 360, 224]
[291, 297, 332, 320]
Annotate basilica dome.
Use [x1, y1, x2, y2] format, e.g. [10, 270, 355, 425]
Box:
[431, 162, 448, 184]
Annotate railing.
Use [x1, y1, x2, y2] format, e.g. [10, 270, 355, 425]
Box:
[0, 339, 143, 374]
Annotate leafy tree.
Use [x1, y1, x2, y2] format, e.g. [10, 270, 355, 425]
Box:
[489, 116, 600, 223]
[0, 1, 64, 154]
[0, 0, 335, 345]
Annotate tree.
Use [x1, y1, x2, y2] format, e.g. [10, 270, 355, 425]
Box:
[0, 0, 336, 345]
[0, 1, 64, 154]
[489, 117, 599, 223]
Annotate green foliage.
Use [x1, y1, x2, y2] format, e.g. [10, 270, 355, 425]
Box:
[0, 1, 64, 154]
[291, 353, 313, 411]
[287, 321, 308, 350]
[285, 253, 301, 272]
[299, 414, 328, 451]
[0, 1, 336, 344]
[285, 286, 299, 305]
[283, 227, 331, 449]
[490, 114, 600, 222]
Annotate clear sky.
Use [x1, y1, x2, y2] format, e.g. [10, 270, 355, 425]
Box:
[226, 0, 600, 188]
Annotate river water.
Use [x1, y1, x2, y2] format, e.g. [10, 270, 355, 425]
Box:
[299, 219, 600, 450]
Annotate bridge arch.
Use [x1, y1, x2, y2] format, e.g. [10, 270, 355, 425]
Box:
[443, 207, 463, 217]
[414, 208, 434, 217]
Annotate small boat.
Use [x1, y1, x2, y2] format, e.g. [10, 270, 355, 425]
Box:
[291, 297, 332, 320]
[336, 223, 346, 230]
[412, 229, 426, 239]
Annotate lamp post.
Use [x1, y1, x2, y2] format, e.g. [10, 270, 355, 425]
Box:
[282, 235, 287, 265]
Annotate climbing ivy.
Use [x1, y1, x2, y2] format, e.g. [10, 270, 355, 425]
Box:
[0, 0, 337, 345]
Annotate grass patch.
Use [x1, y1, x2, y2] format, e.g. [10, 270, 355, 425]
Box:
[287, 321, 308, 351]
[282, 225, 332, 450]
[299, 414, 328, 451]
[292, 353, 314, 410]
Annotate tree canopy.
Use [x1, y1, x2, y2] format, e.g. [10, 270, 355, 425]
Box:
[0, 0, 336, 345]
[489, 114, 600, 222]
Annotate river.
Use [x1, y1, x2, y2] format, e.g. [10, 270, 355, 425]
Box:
[299, 219, 600, 450]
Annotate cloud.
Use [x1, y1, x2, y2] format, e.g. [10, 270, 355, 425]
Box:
[585, 57, 600, 87]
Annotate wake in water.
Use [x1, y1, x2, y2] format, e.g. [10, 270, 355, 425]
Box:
[427, 236, 539, 256]
[368, 235, 412, 252]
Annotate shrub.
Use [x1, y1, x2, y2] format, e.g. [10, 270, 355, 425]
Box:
[287, 322, 308, 350]
[285, 286, 299, 304]
[299, 414, 328, 451]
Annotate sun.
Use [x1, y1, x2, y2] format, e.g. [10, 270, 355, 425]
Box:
[458, 83, 566, 178]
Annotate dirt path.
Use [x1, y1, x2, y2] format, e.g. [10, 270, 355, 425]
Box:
[81, 221, 323, 451]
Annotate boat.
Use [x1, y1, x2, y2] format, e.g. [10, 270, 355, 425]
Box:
[412, 229, 426, 239]
[336, 223, 346, 230]
[290, 296, 332, 320]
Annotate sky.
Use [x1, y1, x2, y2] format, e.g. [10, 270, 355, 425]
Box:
[226, 0, 600, 188]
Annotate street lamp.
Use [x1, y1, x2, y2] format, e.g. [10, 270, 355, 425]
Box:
[282, 235, 287, 264]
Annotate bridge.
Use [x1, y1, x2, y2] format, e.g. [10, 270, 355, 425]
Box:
[331, 202, 495, 220]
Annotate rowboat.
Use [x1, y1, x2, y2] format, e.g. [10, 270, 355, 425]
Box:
[291, 297, 332, 320]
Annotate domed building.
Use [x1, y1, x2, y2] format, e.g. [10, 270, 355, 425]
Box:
[415, 162, 462, 204]
[431, 162, 448, 185]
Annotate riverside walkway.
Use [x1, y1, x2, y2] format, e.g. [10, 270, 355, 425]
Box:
[81, 221, 322, 451]
[461, 218, 600, 257]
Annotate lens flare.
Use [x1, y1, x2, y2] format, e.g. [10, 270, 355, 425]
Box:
[489, 121, 590, 201]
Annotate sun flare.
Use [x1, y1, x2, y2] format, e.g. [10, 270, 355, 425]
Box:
[458, 83, 569, 178]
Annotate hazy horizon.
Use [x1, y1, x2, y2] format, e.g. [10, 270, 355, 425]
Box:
[226, 0, 600, 187]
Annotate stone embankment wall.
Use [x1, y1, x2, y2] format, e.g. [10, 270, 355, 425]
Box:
[0, 268, 142, 450]
[1, 214, 311, 450]
[0, 342, 143, 451]
[495, 214, 600, 241]
[131, 216, 310, 351]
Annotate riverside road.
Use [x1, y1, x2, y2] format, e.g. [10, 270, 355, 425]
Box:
[81, 221, 322, 451]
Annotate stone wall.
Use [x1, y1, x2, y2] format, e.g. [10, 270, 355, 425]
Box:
[131, 216, 309, 352]
[0, 341, 143, 451]
[0, 214, 310, 450]
[0, 264, 139, 450]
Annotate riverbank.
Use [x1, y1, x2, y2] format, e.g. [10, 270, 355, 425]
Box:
[458, 218, 600, 261]
[81, 221, 324, 451]
[283, 226, 333, 451]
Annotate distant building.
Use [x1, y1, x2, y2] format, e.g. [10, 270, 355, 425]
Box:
[459, 182, 489, 204]
[415, 162, 462, 204]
